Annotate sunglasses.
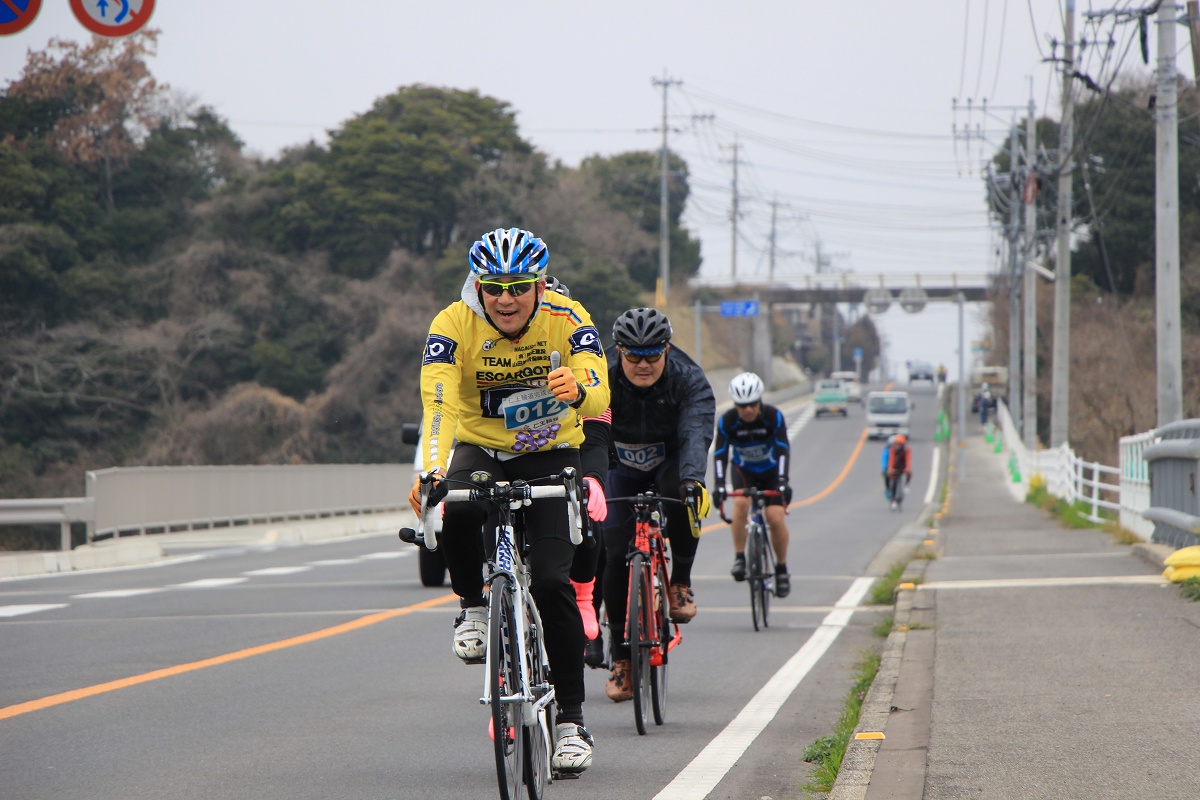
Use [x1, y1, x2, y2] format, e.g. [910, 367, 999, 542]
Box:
[479, 278, 538, 298]
[735, 402, 759, 409]
[620, 347, 665, 364]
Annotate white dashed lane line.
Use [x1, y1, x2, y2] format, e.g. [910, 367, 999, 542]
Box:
[4, 549, 414, 617]
[72, 589, 164, 599]
[0, 604, 68, 617]
[243, 566, 313, 576]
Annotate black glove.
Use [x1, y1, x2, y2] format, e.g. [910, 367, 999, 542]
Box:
[778, 481, 793, 505]
[713, 485, 727, 507]
[905, 472, 912, 486]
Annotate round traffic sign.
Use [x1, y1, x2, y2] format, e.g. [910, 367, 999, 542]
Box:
[70, 0, 155, 38]
[0, 0, 42, 36]
[898, 287, 928, 313]
[864, 288, 892, 314]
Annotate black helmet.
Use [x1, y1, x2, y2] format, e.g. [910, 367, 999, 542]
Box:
[612, 307, 673, 348]
[544, 276, 571, 298]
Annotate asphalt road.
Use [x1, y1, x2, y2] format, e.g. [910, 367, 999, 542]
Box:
[0, 381, 944, 800]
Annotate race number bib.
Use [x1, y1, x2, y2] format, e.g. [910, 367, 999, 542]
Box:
[613, 441, 667, 472]
[735, 443, 773, 464]
[498, 388, 570, 430]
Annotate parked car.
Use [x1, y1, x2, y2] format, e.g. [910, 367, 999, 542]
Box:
[830, 371, 862, 403]
[908, 361, 936, 383]
[814, 378, 849, 417]
[866, 391, 913, 439]
[401, 422, 448, 587]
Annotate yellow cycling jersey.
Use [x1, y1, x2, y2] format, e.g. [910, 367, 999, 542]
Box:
[419, 289, 610, 474]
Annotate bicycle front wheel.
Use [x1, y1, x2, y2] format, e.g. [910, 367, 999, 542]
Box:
[627, 553, 653, 735]
[747, 523, 770, 631]
[489, 576, 524, 800]
[650, 555, 670, 725]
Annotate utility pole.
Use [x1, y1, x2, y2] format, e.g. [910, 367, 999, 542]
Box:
[768, 198, 778, 284]
[1050, 0, 1075, 447]
[723, 137, 742, 281]
[1023, 96, 1039, 451]
[1156, 3, 1183, 424]
[1006, 117, 1023, 431]
[652, 72, 681, 307]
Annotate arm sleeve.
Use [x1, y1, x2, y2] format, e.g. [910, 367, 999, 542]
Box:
[419, 310, 462, 475]
[676, 366, 716, 485]
[773, 409, 790, 478]
[580, 410, 612, 484]
[712, 413, 730, 484]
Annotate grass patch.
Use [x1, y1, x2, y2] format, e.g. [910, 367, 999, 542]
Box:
[800, 649, 883, 795]
[868, 562, 908, 606]
[872, 614, 894, 638]
[1180, 577, 1200, 602]
[915, 549, 938, 560]
[1103, 521, 1144, 546]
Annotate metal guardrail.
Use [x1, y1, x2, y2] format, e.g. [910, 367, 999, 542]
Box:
[1141, 421, 1200, 548]
[0, 498, 95, 551]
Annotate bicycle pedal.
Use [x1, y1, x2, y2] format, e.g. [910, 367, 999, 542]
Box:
[669, 616, 692, 624]
[551, 770, 582, 781]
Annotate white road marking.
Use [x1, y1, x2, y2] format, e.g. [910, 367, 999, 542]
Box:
[359, 551, 407, 560]
[0, 604, 68, 617]
[307, 559, 361, 566]
[654, 576, 876, 800]
[919, 574, 1168, 590]
[72, 589, 163, 599]
[243, 566, 313, 576]
[173, 578, 248, 588]
[924, 446, 940, 505]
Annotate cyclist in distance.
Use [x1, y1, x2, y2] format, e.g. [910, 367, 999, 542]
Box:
[602, 307, 714, 702]
[408, 229, 609, 774]
[881, 434, 895, 498]
[886, 434, 913, 511]
[711, 372, 793, 598]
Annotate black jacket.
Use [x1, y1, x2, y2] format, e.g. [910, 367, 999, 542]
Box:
[605, 345, 715, 485]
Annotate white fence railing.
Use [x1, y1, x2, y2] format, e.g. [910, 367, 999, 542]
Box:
[995, 401, 1152, 537]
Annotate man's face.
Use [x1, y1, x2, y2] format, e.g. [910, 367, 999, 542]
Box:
[618, 345, 669, 388]
[478, 276, 542, 337]
[735, 401, 761, 422]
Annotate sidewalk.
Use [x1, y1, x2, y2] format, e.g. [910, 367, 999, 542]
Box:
[834, 434, 1200, 799]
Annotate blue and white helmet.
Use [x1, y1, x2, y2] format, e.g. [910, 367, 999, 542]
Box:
[729, 372, 764, 404]
[468, 228, 549, 276]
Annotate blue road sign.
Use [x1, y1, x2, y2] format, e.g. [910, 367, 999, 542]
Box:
[854, 347, 863, 359]
[719, 300, 759, 317]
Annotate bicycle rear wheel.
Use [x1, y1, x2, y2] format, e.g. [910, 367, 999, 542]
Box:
[522, 599, 552, 800]
[627, 553, 653, 735]
[489, 576, 524, 800]
[650, 556, 670, 725]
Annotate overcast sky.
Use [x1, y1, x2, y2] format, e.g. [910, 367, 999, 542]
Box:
[2, 1, 1170, 381]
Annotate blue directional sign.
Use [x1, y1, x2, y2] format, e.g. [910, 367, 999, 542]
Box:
[719, 300, 759, 317]
[854, 347, 863, 359]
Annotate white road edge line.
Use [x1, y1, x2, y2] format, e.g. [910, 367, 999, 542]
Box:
[654, 575, 876, 800]
[924, 445, 940, 506]
[0, 604, 68, 617]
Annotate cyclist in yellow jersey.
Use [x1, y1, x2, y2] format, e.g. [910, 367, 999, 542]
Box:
[408, 228, 608, 775]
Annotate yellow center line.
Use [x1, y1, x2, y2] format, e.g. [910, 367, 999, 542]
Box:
[0, 593, 458, 721]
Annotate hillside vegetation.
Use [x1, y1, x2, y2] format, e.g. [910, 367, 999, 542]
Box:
[1, 33, 712, 500]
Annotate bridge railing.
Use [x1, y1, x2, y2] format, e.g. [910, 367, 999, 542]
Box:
[0, 465, 408, 550]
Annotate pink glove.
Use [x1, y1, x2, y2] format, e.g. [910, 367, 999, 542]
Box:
[584, 476, 607, 522]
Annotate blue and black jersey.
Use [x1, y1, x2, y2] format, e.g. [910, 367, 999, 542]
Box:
[712, 404, 790, 485]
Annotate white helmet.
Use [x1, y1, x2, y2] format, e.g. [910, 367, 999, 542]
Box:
[729, 372, 764, 405]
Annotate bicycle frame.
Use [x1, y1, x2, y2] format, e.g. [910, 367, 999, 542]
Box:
[720, 487, 783, 631]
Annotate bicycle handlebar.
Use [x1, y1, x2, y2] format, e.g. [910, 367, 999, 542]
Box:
[400, 467, 584, 551]
[717, 488, 784, 524]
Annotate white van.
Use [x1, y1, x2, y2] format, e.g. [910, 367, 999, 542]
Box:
[866, 391, 913, 440]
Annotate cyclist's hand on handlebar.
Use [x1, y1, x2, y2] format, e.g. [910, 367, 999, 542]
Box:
[680, 479, 711, 534]
[778, 480, 793, 505]
[583, 476, 607, 522]
[905, 472, 912, 485]
[547, 366, 581, 404]
[408, 468, 445, 515]
[712, 485, 727, 508]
